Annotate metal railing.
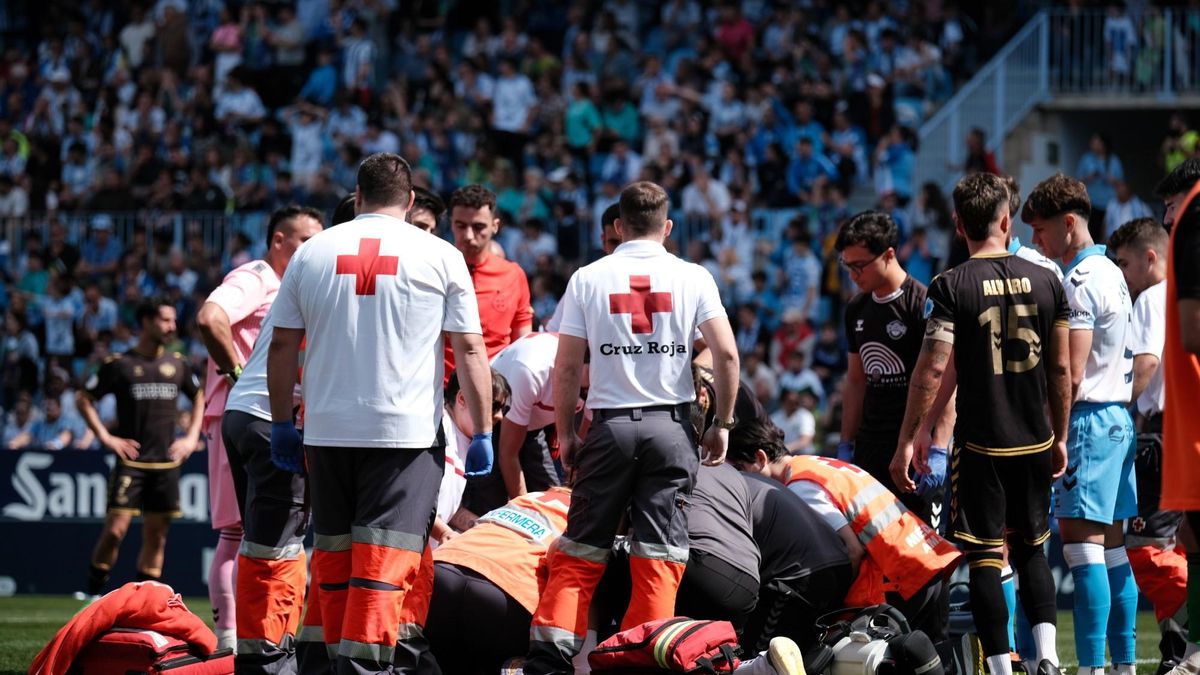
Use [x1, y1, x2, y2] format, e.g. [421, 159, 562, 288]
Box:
[916, 8, 1200, 196]
[1, 209, 756, 278]
[914, 12, 1050, 196]
[1, 212, 275, 276]
[1046, 7, 1200, 96]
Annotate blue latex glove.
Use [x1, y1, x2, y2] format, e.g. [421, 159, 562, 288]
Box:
[465, 432, 494, 478]
[916, 446, 948, 495]
[836, 440, 855, 463]
[271, 421, 305, 474]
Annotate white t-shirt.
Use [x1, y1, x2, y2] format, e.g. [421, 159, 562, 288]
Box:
[271, 213, 482, 447]
[491, 332, 561, 431]
[1064, 247, 1133, 404]
[436, 412, 466, 529]
[225, 308, 302, 422]
[1130, 280, 1166, 415]
[787, 480, 848, 532]
[771, 407, 816, 451]
[558, 240, 725, 409]
[492, 74, 537, 133]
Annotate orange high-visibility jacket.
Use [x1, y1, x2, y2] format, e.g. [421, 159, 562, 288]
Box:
[1162, 181, 1200, 511]
[785, 456, 962, 605]
[433, 487, 571, 613]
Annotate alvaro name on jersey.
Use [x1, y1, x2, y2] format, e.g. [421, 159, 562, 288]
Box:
[925, 253, 1069, 454]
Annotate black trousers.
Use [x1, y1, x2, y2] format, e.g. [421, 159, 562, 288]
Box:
[425, 562, 531, 675]
[741, 563, 854, 653]
[675, 549, 759, 633]
[221, 411, 309, 552]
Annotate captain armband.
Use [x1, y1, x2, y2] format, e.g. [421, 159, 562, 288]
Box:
[924, 317, 955, 344]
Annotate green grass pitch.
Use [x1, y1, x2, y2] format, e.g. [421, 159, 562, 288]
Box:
[0, 597, 1166, 674]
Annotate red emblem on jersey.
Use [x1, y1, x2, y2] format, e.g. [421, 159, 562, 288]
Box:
[609, 275, 672, 334]
[336, 238, 399, 295]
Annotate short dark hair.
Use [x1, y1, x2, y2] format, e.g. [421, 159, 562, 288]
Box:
[449, 184, 497, 213]
[1020, 173, 1091, 224]
[954, 172, 1010, 241]
[1108, 217, 1169, 256]
[601, 203, 621, 229]
[834, 211, 898, 254]
[727, 417, 788, 466]
[618, 181, 670, 236]
[1155, 158, 1200, 197]
[332, 195, 356, 225]
[1001, 175, 1021, 218]
[445, 367, 511, 409]
[135, 296, 173, 325]
[412, 186, 446, 218]
[356, 152, 413, 208]
[267, 205, 323, 245]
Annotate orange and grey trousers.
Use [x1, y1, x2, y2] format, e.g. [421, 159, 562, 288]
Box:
[306, 443, 443, 675]
[222, 410, 310, 675]
[526, 404, 697, 675]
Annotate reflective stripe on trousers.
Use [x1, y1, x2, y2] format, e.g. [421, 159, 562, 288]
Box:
[234, 550, 307, 674]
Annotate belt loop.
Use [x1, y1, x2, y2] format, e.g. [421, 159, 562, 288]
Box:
[631, 408, 642, 421]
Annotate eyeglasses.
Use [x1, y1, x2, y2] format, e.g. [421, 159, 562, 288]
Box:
[838, 251, 884, 274]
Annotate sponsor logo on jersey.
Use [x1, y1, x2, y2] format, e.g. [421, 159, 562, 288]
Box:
[856, 319, 865, 332]
[859, 342, 907, 386]
[886, 320, 907, 340]
[923, 298, 934, 319]
[133, 366, 144, 377]
[159, 363, 176, 378]
[130, 383, 180, 401]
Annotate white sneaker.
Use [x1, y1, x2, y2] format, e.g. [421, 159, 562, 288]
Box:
[72, 591, 100, 603]
[1076, 668, 1106, 675]
[1166, 651, 1200, 675]
[767, 636, 806, 675]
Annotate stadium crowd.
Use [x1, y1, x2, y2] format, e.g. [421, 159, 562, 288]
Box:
[6, 4, 1200, 675]
[0, 0, 1024, 455]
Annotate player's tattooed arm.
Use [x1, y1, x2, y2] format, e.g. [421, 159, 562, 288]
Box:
[891, 337, 952, 492]
[904, 338, 952, 440]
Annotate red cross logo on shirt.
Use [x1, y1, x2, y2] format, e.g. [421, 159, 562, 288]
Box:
[609, 275, 673, 334]
[336, 238, 398, 296]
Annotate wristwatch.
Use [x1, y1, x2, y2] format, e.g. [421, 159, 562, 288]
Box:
[713, 417, 737, 431]
[219, 365, 243, 383]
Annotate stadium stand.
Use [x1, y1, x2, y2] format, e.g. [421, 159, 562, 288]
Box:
[0, 0, 1181, 454]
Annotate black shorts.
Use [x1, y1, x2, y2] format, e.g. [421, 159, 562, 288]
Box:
[1128, 430, 1184, 542]
[107, 462, 181, 517]
[949, 445, 1051, 548]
